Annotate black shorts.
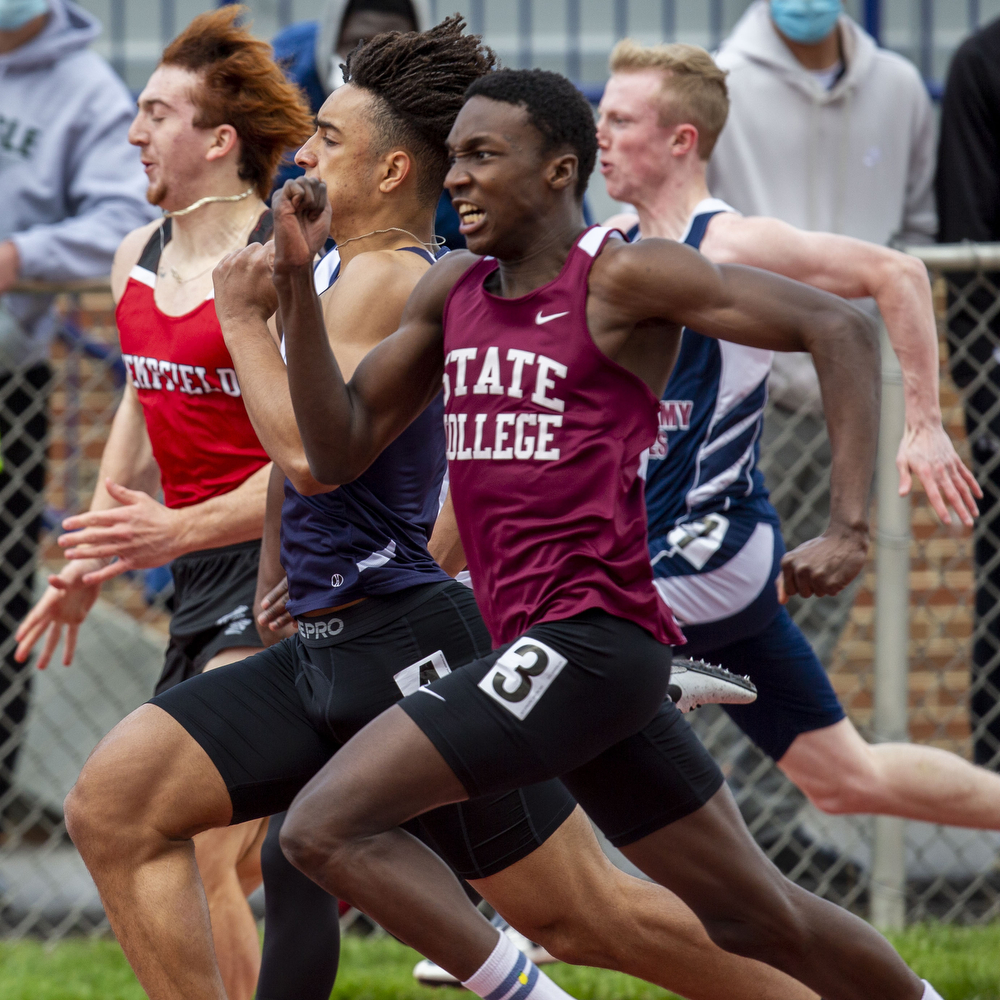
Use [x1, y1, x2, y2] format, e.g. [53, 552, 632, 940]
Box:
[155, 539, 265, 696]
[151, 581, 576, 878]
[401, 609, 725, 847]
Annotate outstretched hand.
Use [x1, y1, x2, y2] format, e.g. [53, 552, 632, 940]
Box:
[272, 177, 332, 271]
[777, 526, 869, 603]
[214, 239, 278, 328]
[897, 421, 982, 528]
[14, 561, 101, 669]
[57, 479, 184, 585]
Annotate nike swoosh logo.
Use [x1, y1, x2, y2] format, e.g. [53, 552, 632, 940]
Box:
[535, 310, 569, 325]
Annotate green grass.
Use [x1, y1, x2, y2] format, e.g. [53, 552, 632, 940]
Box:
[0, 924, 998, 1000]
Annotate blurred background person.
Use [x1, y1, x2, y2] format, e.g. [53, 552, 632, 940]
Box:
[0, 0, 154, 820]
[707, 0, 937, 664]
[270, 0, 466, 249]
[936, 13, 1000, 767]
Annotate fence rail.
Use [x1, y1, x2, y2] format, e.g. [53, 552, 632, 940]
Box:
[2, 249, 1000, 938]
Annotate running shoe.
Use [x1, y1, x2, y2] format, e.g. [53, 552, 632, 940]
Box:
[413, 912, 555, 987]
[667, 657, 757, 713]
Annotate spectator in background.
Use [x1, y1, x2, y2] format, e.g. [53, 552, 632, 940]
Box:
[0, 0, 155, 817]
[936, 15, 1000, 766]
[708, 0, 937, 664]
[271, 0, 466, 249]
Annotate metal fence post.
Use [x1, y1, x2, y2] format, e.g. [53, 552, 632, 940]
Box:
[870, 323, 910, 929]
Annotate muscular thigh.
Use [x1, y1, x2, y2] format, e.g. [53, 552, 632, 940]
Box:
[561, 697, 724, 848]
[150, 640, 338, 824]
[75, 703, 234, 838]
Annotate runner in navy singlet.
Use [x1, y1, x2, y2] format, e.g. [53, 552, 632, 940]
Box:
[596, 40, 1000, 842]
[264, 70, 934, 1000]
[59, 25, 824, 1000]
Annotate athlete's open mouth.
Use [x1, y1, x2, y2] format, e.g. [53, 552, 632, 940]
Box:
[454, 201, 487, 235]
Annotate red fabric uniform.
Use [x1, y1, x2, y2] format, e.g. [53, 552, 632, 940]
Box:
[115, 219, 270, 509]
[441, 225, 684, 648]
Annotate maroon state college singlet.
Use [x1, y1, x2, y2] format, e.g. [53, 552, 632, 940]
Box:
[441, 225, 684, 648]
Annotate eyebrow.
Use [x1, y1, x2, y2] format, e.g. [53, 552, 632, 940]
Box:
[316, 118, 342, 134]
[140, 97, 172, 112]
[448, 133, 500, 152]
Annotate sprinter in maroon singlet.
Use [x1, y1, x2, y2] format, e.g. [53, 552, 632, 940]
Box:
[441, 227, 683, 648]
[265, 70, 934, 1000]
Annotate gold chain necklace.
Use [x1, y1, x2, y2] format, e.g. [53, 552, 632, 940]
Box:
[158, 194, 261, 284]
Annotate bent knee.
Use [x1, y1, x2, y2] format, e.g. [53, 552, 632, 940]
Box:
[701, 884, 809, 963]
[796, 762, 881, 815]
[65, 755, 131, 857]
[279, 815, 339, 877]
[520, 913, 622, 970]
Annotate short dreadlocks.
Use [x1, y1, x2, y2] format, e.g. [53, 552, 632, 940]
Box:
[465, 69, 597, 198]
[343, 15, 497, 204]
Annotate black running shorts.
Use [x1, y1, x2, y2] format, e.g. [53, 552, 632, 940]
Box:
[155, 539, 264, 695]
[400, 608, 725, 847]
[151, 581, 576, 878]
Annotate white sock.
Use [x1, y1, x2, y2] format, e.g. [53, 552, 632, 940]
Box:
[921, 982, 944, 1000]
[462, 928, 573, 1000]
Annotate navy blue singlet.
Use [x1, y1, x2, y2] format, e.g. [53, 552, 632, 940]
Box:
[281, 247, 451, 616]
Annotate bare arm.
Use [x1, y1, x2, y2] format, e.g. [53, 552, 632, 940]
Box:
[213, 240, 327, 494]
[272, 178, 469, 485]
[703, 214, 981, 525]
[254, 462, 295, 646]
[594, 238, 881, 598]
[429, 489, 467, 577]
[215, 236, 433, 495]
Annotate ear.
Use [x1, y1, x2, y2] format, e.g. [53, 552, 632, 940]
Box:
[378, 150, 413, 194]
[546, 152, 579, 194]
[669, 123, 699, 158]
[206, 123, 239, 163]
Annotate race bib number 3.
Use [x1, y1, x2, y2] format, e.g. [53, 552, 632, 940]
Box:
[479, 638, 568, 721]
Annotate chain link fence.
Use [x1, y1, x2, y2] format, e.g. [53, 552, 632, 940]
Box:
[687, 243, 1000, 929]
[2, 252, 1000, 940]
[0, 283, 171, 939]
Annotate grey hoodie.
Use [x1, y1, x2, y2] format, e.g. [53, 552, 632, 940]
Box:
[0, 0, 155, 370]
[707, 2, 936, 412]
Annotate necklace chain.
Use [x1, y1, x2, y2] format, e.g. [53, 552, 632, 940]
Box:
[335, 227, 445, 252]
[161, 186, 254, 219]
[158, 197, 261, 285]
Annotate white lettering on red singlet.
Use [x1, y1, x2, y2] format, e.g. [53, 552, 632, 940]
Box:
[122, 354, 243, 398]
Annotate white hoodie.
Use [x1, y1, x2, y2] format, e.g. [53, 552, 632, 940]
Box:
[707, 1, 936, 413]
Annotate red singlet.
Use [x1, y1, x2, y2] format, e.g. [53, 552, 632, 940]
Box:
[441, 226, 684, 648]
[115, 216, 271, 509]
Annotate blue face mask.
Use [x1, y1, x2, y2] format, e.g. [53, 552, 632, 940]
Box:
[770, 0, 842, 45]
[0, 0, 48, 30]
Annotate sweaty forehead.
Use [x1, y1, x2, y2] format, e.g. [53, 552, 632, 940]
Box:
[448, 96, 535, 149]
